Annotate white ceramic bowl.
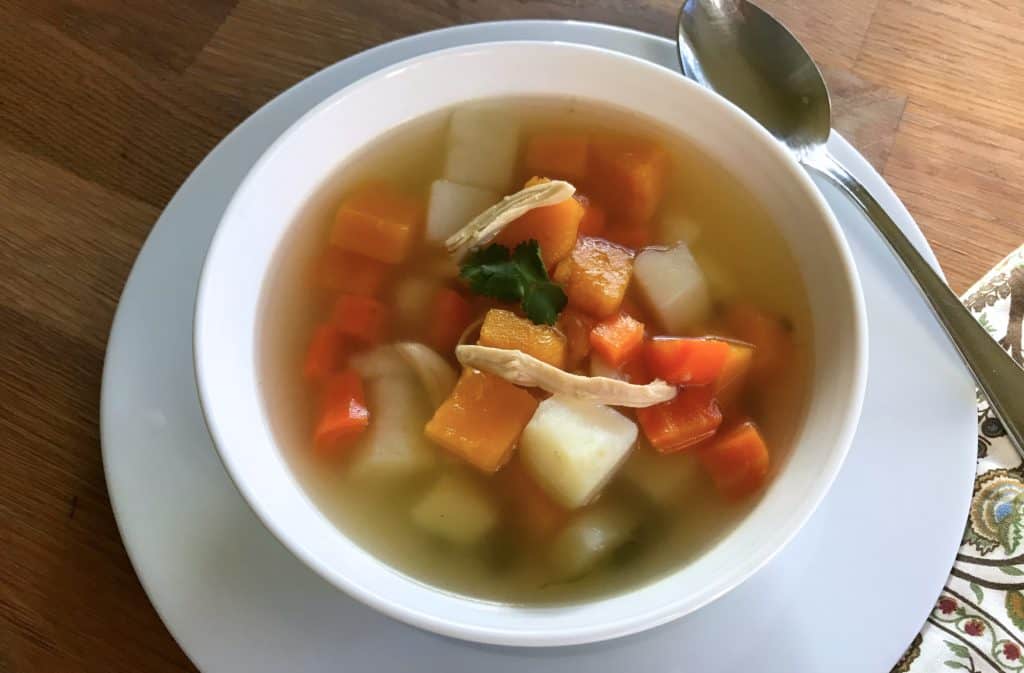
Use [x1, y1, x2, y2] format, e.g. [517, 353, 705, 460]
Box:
[194, 41, 867, 647]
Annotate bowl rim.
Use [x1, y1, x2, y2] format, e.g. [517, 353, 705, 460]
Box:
[194, 40, 868, 646]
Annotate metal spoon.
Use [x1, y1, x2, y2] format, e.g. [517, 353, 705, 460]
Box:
[677, 0, 1024, 455]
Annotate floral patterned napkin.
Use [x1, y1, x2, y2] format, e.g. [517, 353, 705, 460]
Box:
[893, 245, 1024, 672]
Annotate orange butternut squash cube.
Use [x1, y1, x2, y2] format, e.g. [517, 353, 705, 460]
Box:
[699, 421, 769, 499]
[498, 457, 569, 539]
[424, 369, 539, 473]
[331, 182, 423, 264]
[553, 236, 635, 318]
[495, 194, 584, 269]
[725, 304, 792, 381]
[574, 194, 607, 238]
[523, 133, 590, 183]
[557, 308, 597, 370]
[312, 248, 390, 296]
[590, 136, 668, 224]
[478, 308, 567, 368]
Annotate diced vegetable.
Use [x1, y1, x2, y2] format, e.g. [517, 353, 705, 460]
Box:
[303, 324, 345, 382]
[699, 421, 769, 499]
[636, 386, 722, 453]
[621, 441, 703, 507]
[589, 136, 668, 224]
[553, 237, 634, 318]
[589, 352, 623, 380]
[557, 307, 596, 370]
[520, 395, 638, 509]
[311, 248, 390, 296]
[589, 313, 645, 368]
[424, 368, 539, 473]
[313, 370, 369, 456]
[331, 294, 389, 344]
[643, 337, 731, 385]
[478, 308, 567, 368]
[411, 472, 499, 545]
[713, 340, 755, 409]
[348, 374, 437, 480]
[574, 194, 607, 238]
[633, 242, 711, 332]
[523, 133, 590, 182]
[495, 189, 584, 269]
[426, 179, 499, 244]
[548, 499, 640, 579]
[444, 105, 519, 191]
[331, 182, 423, 264]
[725, 304, 792, 381]
[498, 458, 569, 539]
[394, 275, 441, 332]
[426, 287, 474, 354]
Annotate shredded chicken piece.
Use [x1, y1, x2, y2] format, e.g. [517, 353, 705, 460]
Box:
[394, 342, 458, 408]
[455, 345, 677, 408]
[445, 179, 575, 261]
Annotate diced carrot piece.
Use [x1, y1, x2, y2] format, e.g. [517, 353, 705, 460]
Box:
[311, 248, 390, 296]
[644, 337, 731, 385]
[699, 421, 769, 499]
[552, 236, 635, 318]
[590, 313, 645, 368]
[622, 353, 654, 385]
[636, 386, 722, 453]
[498, 457, 569, 539]
[524, 133, 590, 183]
[557, 307, 597, 370]
[605, 221, 652, 250]
[331, 294, 389, 345]
[495, 192, 584, 269]
[574, 194, 607, 238]
[425, 369, 539, 473]
[589, 136, 668, 224]
[479, 308, 567, 368]
[313, 370, 369, 456]
[303, 324, 346, 382]
[725, 304, 792, 381]
[713, 340, 756, 408]
[331, 181, 423, 264]
[426, 287, 473, 354]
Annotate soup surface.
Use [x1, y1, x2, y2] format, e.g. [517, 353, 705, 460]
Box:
[260, 97, 812, 604]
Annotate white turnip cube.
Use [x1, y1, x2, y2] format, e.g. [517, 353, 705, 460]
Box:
[443, 106, 519, 191]
[411, 473, 498, 545]
[520, 395, 638, 509]
[426, 179, 499, 243]
[633, 242, 711, 332]
[620, 443, 702, 508]
[348, 376, 436, 481]
[549, 499, 640, 579]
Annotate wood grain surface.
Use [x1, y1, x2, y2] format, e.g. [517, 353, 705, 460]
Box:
[2, 2, 1022, 672]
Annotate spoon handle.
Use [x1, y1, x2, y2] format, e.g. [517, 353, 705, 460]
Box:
[805, 149, 1024, 456]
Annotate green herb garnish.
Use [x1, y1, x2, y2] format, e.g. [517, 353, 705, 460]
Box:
[460, 241, 568, 325]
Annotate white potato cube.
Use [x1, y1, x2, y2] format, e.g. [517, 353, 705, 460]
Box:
[691, 247, 738, 302]
[549, 500, 640, 579]
[426, 179, 499, 243]
[411, 473, 498, 545]
[393, 275, 440, 332]
[443, 105, 520, 191]
[348, 376, 436, 481]
[520, 395, 638, 509]
[634, 243, 711, 332]
[620, 443, 702, 507]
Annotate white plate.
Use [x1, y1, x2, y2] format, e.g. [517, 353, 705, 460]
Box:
[100, 20, 975, 672]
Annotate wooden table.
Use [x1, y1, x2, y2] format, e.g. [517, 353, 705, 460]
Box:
[2, 2, 1022, 671]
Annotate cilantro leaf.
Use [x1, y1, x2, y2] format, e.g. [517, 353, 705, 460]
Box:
[459, 240, 568, 325]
